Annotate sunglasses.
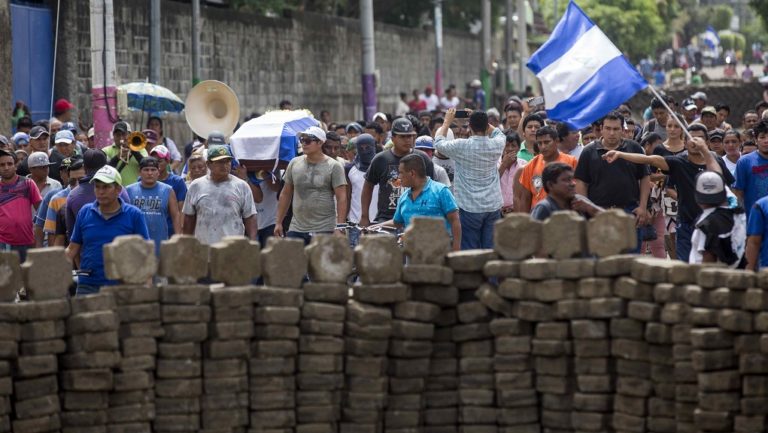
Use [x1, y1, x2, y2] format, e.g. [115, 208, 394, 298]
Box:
[300, 136, 319, 144]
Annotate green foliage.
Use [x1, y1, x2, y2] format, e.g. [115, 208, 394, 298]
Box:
[710, 5, 733, 31]
[750, 0, 768, 32]
[718, 31, 746, 52]
[539, 0, 666, 62]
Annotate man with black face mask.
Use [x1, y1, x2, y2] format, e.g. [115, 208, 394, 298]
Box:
[345, 133, 378, 247]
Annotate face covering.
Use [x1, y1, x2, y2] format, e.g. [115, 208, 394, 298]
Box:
[354, 133, 376, 172]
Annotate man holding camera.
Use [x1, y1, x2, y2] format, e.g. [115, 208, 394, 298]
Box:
[434, 108, 505, 249]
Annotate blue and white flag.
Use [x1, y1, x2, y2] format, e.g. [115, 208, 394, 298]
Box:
[526, 1, 647, 129]
[702, 26, 720, 50]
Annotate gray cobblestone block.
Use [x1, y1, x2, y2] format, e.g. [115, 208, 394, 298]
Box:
[554, 299, 590, 319]
[645, 322, 672, 344]
[249, 390, 296, 410]
[532, 339, 572, 356]
[489, 318, 531, 336]
[161, 305, 211, 323]
[299, 335, 344, 354]
[497, 406, 538, 425]
[555, 258, 596, 279]
[119, 321, 164, 338]
[574, 339, 610, 358]
[718, 309, 754, 333]
[446, 250, 497, 272]
[577, 374, 614, 393]
[571, 411, 611, 431]
[610, 318, 644, 339]
[514, 301, 554, 322]
[300, 319, 344, 337]
[519, 258, 557, 281]
[710, 287, 744, 308]
[735, 334, 761, 354]
[11, 414, 61, 433]
[204, 340, 250, 358]
[741, 397, 768, 415]
[254, 307, 301, 325]
[20, 321, 61, 341]
[248, 357, 295, 376]
[745, 288, 768, 310]
[614, 393, 647, 416]
[571, 320, 607, 339]
[158, 342, 201, 359]
[495, 389, 537, 407]
[249, 409, 296, 429]
[535, 322, 569, 340]
[531, 279, 576, 302]
[392, 319, 435, 340]
[573, 392, 613, 412]
[452, 271, 485, 290]
[627, 301, 660, 322]
[577, 277, 613, 298]
[734, 415, 766, 432]
[482, 260, 520, 279]
[346, 301, 393, 325]
[345, 321, 392, 339]
[588, 297, 626, 318]
[459, 357, 493, 374]
[402, 265, 453, 285]
[698, 391, 740, 412]
[116, 303, 161, 322]
[693, 408, 733, 431]
[388, 339, 432, 358]
[698, 268, 754, 289]
[157, 359, 201, 378]
[254, 287, 303, 307]
[739, 353, 768, 374]
[66, 311, 118, 334]
[393, 301, 440, 322]
[60, 369, 113, 391]
[595, 254, 635, 277]
[614, 276, 654, 301]
[495, 371, 534, 389]
[493, 354, 532, 372]
[690, 328, 734, 349]
[250, 376, 295, 392]
[345, 337, 389, 356]
[497, 278, 529, 300]
[613, 412, 646, 432]
[457, 301, 491, 324]
[536, 374, 573, 394]
[698, 370, 740, 392]
[475, 284, 514, 316]
[410, 285, 459, 306]
[660, 302, 689, 324]
[68, 331, 119, 353]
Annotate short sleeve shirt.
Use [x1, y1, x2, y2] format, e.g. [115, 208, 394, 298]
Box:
[748, 196, 768, 268]
[365, 149, 435, 221]
[182, 175, 257, 245]
[530, 196, 563, 221]
[664, 153, 734, 224]
[284, 156, 347, 233]
[574, 139, 649, 208]
[520, 153, 578, 208]
[0, 176, 42, 246]
[393, 178, 458, 232]
[734, 151, 768, 220]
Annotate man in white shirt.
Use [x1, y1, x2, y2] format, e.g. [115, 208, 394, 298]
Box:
[440, 86, 460, 110]
[419, 86, 440, 112]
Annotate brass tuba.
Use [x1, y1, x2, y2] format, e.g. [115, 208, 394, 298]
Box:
[184, 80, 240, 139]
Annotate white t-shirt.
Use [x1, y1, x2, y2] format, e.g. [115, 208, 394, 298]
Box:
[420, 94, 440, 111]
[255, 182, 278, 230]
[724, 157, 738, 179]
[348, 166, 378, 224]
[440, 96, 460, 110]
[182, 175, 257, 245]
[433, 164, 452, 188]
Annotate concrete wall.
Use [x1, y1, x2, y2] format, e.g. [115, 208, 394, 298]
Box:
[0, 0, 11, 136]
[54, 0, 481, 145]
[2, 212, 767, 432]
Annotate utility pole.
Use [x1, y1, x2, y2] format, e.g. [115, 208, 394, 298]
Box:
[481, 0, 491, 110]
[149, 0, 161, 84]
[360, 0, 377, 121]
[89, 0, 118, 149]
[434, 0, 443, 98]
[505, 0, 514, 92]
[191, 0, 201, 86]
[517, 0, 528, 92]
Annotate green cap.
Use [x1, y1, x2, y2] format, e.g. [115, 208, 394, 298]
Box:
[90, 165, 123, 186]
[207, 145, 233, 161]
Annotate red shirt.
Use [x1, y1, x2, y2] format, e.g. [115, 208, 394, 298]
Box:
[0, 176, 42, 246]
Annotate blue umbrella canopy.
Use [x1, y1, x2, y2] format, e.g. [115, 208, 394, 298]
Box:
[118, 82, 185, 113]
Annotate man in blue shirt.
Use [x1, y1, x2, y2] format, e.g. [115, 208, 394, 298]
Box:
[734, 119, 768, 219]
[126, 157, 181, 255]
[373, 154, 461, 251]
[746, 195, 768, 270]
[66, 165, 149, 296]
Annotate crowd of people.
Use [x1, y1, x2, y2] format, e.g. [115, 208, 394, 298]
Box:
[4, 87, 768, 294]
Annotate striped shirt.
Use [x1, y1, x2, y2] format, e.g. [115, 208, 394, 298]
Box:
[434, 128, 506, 213]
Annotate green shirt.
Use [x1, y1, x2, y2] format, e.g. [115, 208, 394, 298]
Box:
[102, 145, 149, 186]
[517, 141, 535, 162]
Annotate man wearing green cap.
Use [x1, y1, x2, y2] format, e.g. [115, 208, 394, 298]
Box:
[66, 165, 149, 296]
[183, 145, 257, 244]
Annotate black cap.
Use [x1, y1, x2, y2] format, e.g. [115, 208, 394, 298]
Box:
[139, 156, 159, 169]
[29, 126, 49, 139]
[709, 129, 725, 141]
[83, 149, 108, 174]
[61, 156, 84, 172]
[391, 118, 416, 135]
[112, 121, 130, 134]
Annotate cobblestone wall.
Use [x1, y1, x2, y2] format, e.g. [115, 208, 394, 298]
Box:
[54, 0, 481, 146]
[1, 211, 765, 433]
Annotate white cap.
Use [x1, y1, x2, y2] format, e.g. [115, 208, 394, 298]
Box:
[300, 126, 327, 143]
[470, 79, 482, 87]
[372, 112, 387, 122]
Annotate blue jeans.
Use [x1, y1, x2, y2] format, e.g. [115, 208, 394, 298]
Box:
[76, 284, 100, 296]
[258, 225, 275, 248]
[459, 209, 501, 250]
[348, 227, 362, 248]
[676, 221, 694, 262]
[287, 231, 332, 246]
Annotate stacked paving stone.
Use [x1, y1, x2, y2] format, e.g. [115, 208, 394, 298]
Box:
[155, 247, 211, 433]
[742, 271, 768, 432]
[297, 236, 353, 433]
[62, 292, 119, 433]
[102, 236, 163, 433]
[203, 237, 261, 432]
[252, 237, 306, 432]
[0, 252, 23, 433]
[15, 248, 74, 433]
[343, 235, 404, 433]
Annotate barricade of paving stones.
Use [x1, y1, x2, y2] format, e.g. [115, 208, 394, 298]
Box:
[3, 212, 768, 433]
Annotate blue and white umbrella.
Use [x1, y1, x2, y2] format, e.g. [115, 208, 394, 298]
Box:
[118, 82, 185, 113]
[229, 109, 318, 164]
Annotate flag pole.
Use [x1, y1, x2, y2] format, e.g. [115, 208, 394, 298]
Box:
[646, 84, 695, 141]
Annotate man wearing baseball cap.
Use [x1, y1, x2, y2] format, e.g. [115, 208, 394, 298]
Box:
[690, 171, 745, 266]
[182, 145, 257, 244]
[17, 125, 51, 177]
[273, 126, 347, 244]
[360, 118, 435, 228]
[103, 121, 147, 186]
[40, 156, 86, 248]
[67, 165, 149, 296]
[126, 157, 181, 255]
[26, 151, 61, 199]
[49, 130, 79, 184]
[150, 145, 188, 229]
[53, 98, 75, 123]
[65, 149, 131, 240]
[0, 149, 42, 261]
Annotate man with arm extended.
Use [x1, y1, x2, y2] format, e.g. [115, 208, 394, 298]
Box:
[602, 124, 733, 261]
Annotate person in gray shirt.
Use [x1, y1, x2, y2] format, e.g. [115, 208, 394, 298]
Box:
[274, 126, 348, 245]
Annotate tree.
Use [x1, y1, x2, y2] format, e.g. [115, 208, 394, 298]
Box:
[750, 0, 768, 32]
[539, 0, 666, 62]
[710, 4, 733, 31]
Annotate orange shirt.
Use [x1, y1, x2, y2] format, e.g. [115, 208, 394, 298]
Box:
[519, 152, 578, 208]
